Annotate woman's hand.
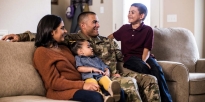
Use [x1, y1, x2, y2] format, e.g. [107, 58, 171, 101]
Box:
[83, 82, 100, 91]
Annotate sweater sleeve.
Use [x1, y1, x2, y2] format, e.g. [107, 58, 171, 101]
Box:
[33, 47, 84, 91]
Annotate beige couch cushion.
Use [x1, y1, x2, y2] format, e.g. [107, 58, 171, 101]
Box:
[189, 73, 205, 94]
[152, 27, 199, 72]
[0, 41, 45, 97]
[0, 96, 78, 102]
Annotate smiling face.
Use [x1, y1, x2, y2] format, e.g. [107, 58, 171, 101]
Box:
[80, 14, 100, 37]
[128, 6, 145, 24]
[52, 21, 67, 43]
[77, 41, 94, 57]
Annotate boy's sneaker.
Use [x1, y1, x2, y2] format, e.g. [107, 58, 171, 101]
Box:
[107, 80, 121, 102]
[104, 96, 115, 102]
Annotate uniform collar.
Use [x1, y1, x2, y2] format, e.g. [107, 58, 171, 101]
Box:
[77, 30, 103, 44]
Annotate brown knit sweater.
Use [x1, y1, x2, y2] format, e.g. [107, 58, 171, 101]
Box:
[33, 45, 84, 100]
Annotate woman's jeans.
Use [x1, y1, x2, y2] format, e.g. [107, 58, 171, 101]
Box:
[71, 90, 103, 102]
[71, 89, 126, 102]
[124, 56, 172, 102]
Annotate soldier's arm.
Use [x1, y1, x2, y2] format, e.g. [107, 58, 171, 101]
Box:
[111, 40, 123, 62]
[63, 34, 76, 47]
[18, 31, 36, 41]
[1, 31, 36, 42]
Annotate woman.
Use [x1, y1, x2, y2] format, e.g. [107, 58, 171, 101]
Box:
[33, 15, 104, 102]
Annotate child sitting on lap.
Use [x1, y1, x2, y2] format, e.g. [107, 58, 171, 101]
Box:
[71, 39, 121, 102]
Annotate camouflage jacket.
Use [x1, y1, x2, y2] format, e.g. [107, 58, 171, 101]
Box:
[18, 31, 123, 74]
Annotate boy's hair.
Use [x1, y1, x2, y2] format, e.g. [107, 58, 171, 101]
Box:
[71, 39, 87, 55]
[131, 3, 148, 21]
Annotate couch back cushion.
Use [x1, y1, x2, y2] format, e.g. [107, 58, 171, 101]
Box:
[0, 41, 45, 97]
[151, 27, 199, 72]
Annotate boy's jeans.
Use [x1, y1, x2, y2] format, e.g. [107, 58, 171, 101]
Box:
[124, 56, 172, 102]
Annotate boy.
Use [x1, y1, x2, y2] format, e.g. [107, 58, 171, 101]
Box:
[108, 3, 172, 102]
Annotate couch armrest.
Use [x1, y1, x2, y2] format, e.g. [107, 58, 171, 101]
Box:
[196, 59, 205, 73]
[158, 61, 189, 102]
[157, 61, 189, 82]
[118, 61, 189, 82]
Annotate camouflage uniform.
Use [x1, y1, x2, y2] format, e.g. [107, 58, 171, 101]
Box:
[18, 31, 160, 102]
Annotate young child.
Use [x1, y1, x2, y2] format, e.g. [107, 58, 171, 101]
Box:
[108, 3, 172, 102]
[71, 39, 121, 102]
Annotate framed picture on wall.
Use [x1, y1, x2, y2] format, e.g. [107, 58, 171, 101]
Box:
[51, 0, 58, 5]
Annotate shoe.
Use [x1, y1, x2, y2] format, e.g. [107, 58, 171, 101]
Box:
[104, 95, 115, 102]
[108, 81, 121, 102]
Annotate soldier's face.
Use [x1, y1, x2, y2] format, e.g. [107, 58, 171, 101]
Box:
[83, 15, 100, 37]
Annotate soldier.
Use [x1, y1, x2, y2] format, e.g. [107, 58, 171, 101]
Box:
[2, 11, 160, 102]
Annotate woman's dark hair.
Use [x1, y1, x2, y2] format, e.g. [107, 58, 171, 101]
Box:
[35, 15, 62, 47]
[131, 3, 148, 21]
[71, 39, 87, 55]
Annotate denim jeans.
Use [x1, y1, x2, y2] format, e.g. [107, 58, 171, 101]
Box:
[124, 56, 172, 102]
[71, 90, 103, 102]
[71, 89, 126, 102]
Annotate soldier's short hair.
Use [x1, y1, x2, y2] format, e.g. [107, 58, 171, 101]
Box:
[77, 11, 96, 25]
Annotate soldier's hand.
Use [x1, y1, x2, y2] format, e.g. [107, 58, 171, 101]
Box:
[1, 34, 19, 42]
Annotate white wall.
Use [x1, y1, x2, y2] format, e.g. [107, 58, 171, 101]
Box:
[194, 0, 205, 57]
[0, 0, 51, 36]
[150, 0, 162, 28]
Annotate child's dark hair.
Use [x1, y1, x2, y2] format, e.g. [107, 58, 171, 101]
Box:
[71, 39, 87, 55]
[131, 3, 148, 21]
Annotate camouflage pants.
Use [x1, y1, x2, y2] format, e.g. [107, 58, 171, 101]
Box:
[112, 72, 160, 102]
[112, 76, 142, 102]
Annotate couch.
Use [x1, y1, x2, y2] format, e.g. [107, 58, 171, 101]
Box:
[0, 27, 205, 102]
